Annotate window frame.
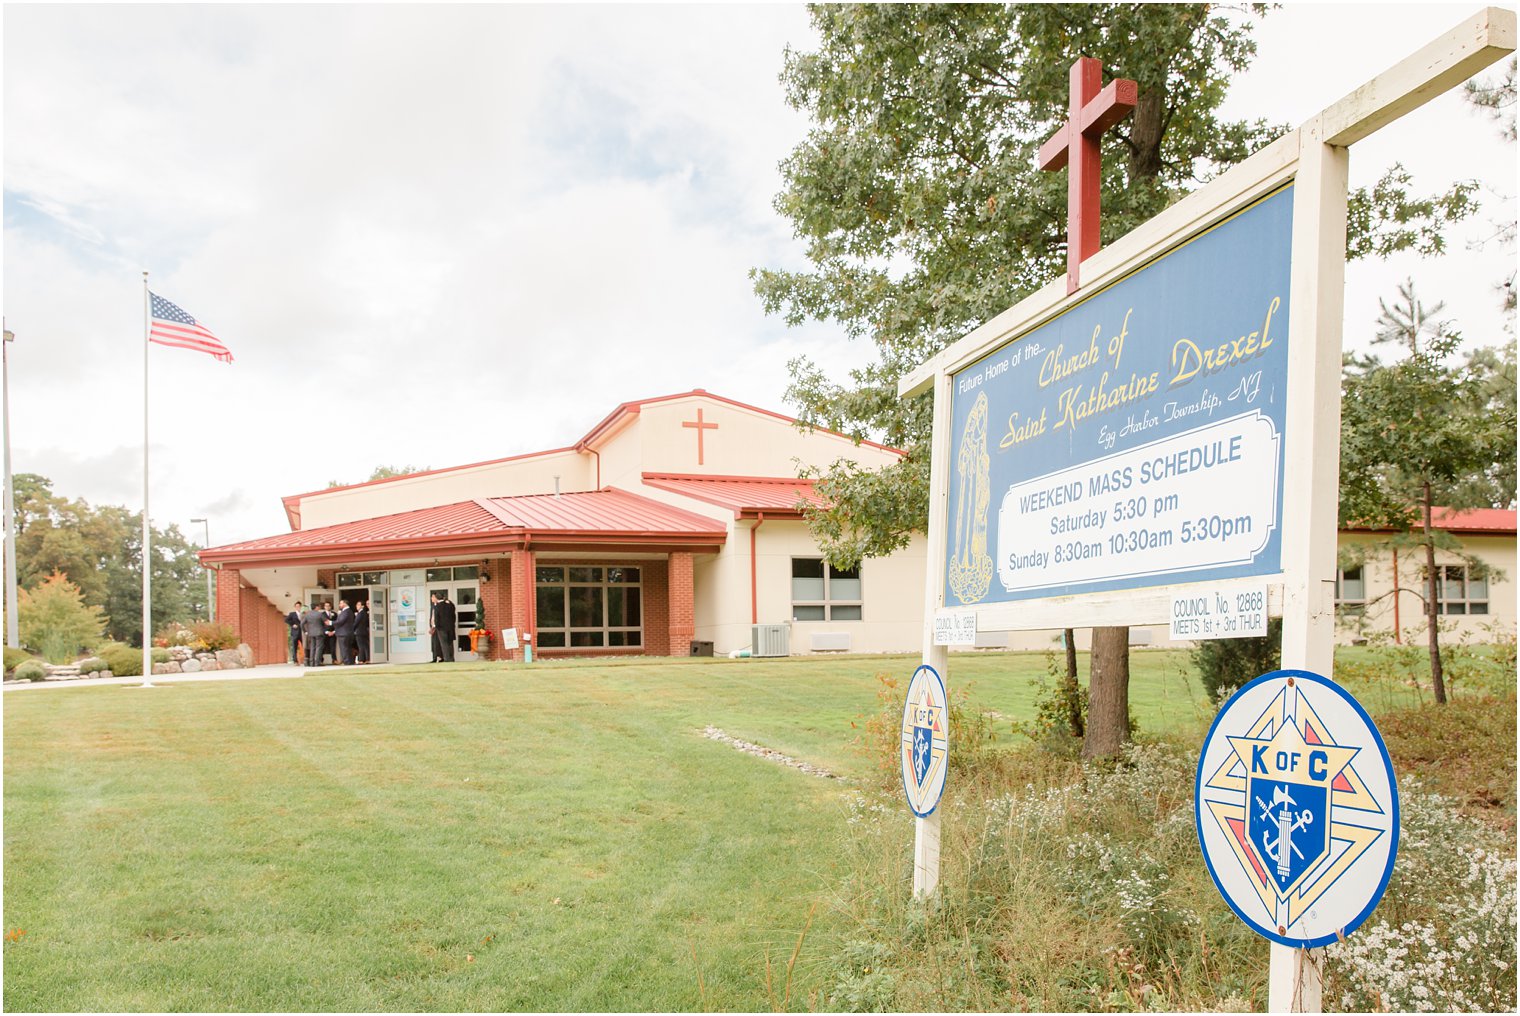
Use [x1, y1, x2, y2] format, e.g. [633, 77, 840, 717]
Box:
[1435, 563, 1490, 616]
[790, 557, 864, 622]
[1334, 564, 1367, 615]
[533, 564, 644, 649]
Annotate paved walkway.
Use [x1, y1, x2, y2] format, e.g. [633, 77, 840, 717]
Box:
[2, 661, 400, 692]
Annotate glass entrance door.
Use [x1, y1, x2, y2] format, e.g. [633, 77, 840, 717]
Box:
[337, 585, 387, 663]
[426, 566, 480, 659]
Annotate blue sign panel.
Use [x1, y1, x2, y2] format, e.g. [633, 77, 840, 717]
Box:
[945, 186, 1293, 605]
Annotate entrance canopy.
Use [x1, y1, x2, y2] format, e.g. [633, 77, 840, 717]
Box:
[202, 487, 727, 568]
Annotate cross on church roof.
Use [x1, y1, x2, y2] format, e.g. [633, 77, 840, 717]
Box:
[1037, 57, 1138, 294]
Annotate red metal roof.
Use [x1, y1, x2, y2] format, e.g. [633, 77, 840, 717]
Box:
[477, 488, 728, 534]
[641, 473, 826, 518]
[1429, 507, 1516, 534]
[203, 488, 725, 567]
[1343, 507, 1517, 535]
[278, 389, 905, 529]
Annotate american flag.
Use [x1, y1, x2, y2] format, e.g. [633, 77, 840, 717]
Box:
[148, 292, 233, 362]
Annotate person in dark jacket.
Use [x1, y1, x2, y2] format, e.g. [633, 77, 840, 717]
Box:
[354, 600, 371, 664]
[334, 599, 357, 665]
[436, 594, 457, 662]
[429, 593, 444, 663]
[285, 601, 304, 664]
[301, 604, 327, 667]
[323, 602, 336, 665]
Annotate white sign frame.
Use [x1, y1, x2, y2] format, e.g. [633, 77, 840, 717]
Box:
[899, 10, 1513, 1011]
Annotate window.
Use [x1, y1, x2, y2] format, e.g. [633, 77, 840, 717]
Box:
[534, 565, 642, 648]
[1436, 565, 1489, 615]
[792, 558, 863, 621]
[1335, 565, 1366, 615]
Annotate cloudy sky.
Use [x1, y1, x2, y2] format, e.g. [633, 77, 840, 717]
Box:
[3, 3, 1514, 548]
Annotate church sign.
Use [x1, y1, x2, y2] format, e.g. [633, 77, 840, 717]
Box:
[945, 185, 1293, 606]
[902, 10, 1512, 1008]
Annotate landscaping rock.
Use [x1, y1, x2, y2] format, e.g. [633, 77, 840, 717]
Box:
[200, 659, 220, 672]
[236, 644, 254, 669]
[181, 658, 202, 673]
[701, 726, 839, 779]
[152, 662, 182, 675]
[215, 650, 242, 670]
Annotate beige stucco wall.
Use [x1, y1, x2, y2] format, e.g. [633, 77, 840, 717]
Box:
[1334, 531, 1516, 645]
[296, 449, 592, 530]
[235, 566, 322, 612]
[692, 519, 927, 655]
[608, 394, 901, 487]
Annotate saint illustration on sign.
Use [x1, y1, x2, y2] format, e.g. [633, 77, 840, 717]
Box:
[948, 391, 993, 605]
[1196, 670, 1397, 947]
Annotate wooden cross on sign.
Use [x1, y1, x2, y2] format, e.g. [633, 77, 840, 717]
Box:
[682, 407, 718, 465]
[1037, 57, 1138, 294]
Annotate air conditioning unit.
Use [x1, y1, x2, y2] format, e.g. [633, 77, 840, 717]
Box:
[751, 623, 791, 657]
[810, 632, 850, 652]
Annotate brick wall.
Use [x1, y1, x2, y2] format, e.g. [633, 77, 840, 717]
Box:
[667, 551, 695, 656]
[478, 556, 512, 661]
[642, 558, 670, 656]
[508, 549, 534, 662]
[214, 566, 291, 665]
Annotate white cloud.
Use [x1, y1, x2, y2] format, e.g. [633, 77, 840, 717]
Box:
[3, 3, 1512, 551]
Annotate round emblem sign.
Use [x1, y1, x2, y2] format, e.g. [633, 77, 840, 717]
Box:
[901, 664, 949, 818]
[1196, 669, 1399, 948]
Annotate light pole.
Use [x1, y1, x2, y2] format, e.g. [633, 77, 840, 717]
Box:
[190, 517, 213, 622]
[3, 326, 17, 649]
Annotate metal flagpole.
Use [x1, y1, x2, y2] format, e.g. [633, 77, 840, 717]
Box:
[3, 325, 18, 649]
[140, 272, 155, 688]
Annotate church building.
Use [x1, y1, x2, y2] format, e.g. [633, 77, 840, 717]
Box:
[200, 390, 927, 665]
[202, 387, 1514, 666]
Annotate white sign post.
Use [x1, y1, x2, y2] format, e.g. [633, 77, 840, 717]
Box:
[899, 9, 1514, 1010]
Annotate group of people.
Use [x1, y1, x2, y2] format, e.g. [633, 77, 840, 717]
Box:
[286, 599, 372, 667]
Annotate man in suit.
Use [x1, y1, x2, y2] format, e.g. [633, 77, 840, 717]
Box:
[323, 602, 337, 665]
[334, 599, 357, 665]
[429, 593, 444, 663]
[354, 600, 371, 664]
[436, 593, 458, 662]
[285, 601, 304, 664]
[301, 604, 328, 667]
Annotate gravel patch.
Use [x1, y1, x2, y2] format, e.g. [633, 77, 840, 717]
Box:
[701, 725, 840, 780]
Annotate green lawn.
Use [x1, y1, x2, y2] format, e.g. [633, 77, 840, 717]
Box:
[4, 650, 1207, 1011]
[6, 647, 1501, 1010]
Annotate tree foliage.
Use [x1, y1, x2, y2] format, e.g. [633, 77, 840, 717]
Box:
[756, 3, 1484, 567]
[327, 465, 429, 488]
[18, 571, 107, 663]
[1338, 281, 1516, 703]
[11, 473, 205, 646]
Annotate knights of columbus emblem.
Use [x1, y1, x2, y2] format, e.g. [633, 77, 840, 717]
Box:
[900, 664, 949, 818]
[1196, 669, 1399, 948]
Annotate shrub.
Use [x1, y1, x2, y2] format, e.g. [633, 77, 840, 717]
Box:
[77, 657, 109, 675]
[98, 646, 165, 676]
[18, 571, 106, 663]
[190, 621, 240, 651]
[1191, 616, 1282, 703]
[154, 621, 195, 649]
[5, 646, 34, 674]
[14, 659, 48, 682]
